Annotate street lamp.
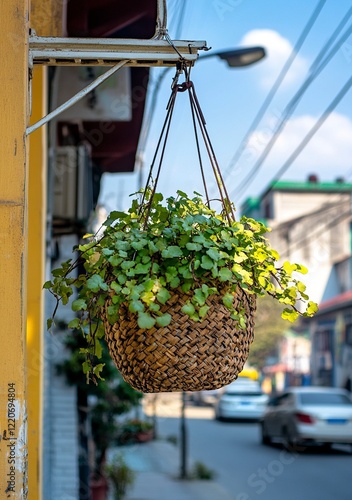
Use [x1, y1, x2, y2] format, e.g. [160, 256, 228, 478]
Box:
[136, 45, 266, 188]
[200, 46, 266, 67]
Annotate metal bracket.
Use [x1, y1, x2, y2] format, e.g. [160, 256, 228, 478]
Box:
[27, 34, 207, 135]
[29, 34, 207, 68]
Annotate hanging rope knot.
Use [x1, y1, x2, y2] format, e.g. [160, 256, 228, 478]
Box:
[175, 81, 193, 92]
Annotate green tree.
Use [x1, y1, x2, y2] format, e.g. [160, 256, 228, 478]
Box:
[248, 295, 288, 371]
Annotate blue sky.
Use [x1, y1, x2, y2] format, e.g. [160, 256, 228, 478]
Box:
[100, 0, 352, 213]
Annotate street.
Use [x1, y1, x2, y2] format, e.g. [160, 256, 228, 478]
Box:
[144, 393, 352, 500]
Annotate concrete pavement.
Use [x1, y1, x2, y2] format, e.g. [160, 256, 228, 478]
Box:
[107, 439, 235, 500]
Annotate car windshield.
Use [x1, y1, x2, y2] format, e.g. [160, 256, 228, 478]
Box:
[299, 392, 352, 406]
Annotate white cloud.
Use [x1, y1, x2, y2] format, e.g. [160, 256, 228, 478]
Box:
[246, 112, 352, 180]
[240, 29, 309, 89]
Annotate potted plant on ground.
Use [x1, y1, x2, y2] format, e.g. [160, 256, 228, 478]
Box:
[45, 189, 317, 392]
[104, 453, 135, 500]
[117, 418, 154, 444]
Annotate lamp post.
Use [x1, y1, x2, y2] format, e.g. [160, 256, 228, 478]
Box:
[136, 45, 266, 189]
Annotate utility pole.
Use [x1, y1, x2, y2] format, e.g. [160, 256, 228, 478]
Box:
[180, 392, 188, 479]
[0, 0, 30, 497]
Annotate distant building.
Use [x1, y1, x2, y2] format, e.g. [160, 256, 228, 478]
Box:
[308, 277, 352, 391]
[242, 175, 352, 390]
[242, 175, 352, 304]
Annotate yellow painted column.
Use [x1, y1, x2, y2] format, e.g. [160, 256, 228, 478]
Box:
[27, 3, 63, 499]
[0, 0, 30, 498]
[27, 65, 47, 500]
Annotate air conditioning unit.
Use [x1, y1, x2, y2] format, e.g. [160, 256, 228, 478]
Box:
[52, 145, 93, 225]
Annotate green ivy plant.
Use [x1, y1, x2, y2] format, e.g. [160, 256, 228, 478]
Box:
[45, 190, 318, 381]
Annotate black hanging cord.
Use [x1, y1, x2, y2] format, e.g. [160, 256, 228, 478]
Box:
[140, 65, 182, 226]
[182, 72, 236, 224]
[141, 64, 236, 227]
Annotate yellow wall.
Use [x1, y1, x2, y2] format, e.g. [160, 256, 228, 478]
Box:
[27, 2, 63, 498]
[27, 65, 47, 500]
[31, 0, 63, 37]
[0, 0, 30, 496]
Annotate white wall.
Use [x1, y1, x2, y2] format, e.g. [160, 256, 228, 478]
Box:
[43, 235, 79, 500]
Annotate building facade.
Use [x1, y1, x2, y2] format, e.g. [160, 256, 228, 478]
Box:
[242, 176, 352, 391]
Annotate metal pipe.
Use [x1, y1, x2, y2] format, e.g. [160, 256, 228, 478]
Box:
[154, 0, 168, 39]
[26, 61, 127, 135]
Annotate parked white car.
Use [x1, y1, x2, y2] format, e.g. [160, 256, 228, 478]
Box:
[214, 379, 269, 421]
[260, 386, 352, 450]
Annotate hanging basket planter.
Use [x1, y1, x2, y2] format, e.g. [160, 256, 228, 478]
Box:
[104, 285, 255, 393]
[45, 70, 318, 392]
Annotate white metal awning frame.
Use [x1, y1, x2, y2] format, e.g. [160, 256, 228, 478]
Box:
[26, 0, 208, 135]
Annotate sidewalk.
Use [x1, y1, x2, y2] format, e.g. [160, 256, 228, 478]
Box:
[107, 439, 235, 500]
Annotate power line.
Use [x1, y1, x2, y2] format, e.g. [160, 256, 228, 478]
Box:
[266, 73, 352, 191]
[228, 13, 352, 201]
[221, 0, 327, 183]
[278, 207, 352, 259]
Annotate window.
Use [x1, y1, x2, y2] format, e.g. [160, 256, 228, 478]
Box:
[299, 392, 352, 406]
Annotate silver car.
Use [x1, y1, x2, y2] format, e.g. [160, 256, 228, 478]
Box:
[215, 380, 269, 421]
[260, 386, 352, 450]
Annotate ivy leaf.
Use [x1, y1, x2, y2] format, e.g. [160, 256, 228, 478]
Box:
[281, 308, 300, 322]
[95, 338, 103, 359]
[282, 261, 297, 275]
[141, 291, 155, 305]
[72, 298, 87, 311]
[161, 246, 183, 258]
[156, 313, 172, 327]
[134, 262, 152, 274]
[306, 301, 319, 316]
[186, 242, 201, 251]
[199, 305, 210, 318]
[82, 361, 91, 374]
[200, 255, 214, 270]
[137, 312, 156, 329]
[104, 211, 128, 226]
[149, 302, 160, 312]
[107, 304, 119, 324]
[194, 288, 206, 306]
[86, 275, 108, 292]
[128, 300, 144, 313]
[181, 281, 192, 293]
[156, 288, 171, 304]
[181, 302, 195, 316]
[68, 318, 80, 329]
[294, 281, 305, 294]
[93, 363, 105, 380]
[121, 261, 135, 270]
[222, 292, 234, 309]
[131, 239, 148, 250]
[206, 248, 221, 261]
[296, 264, 308, 274]
[218, 267, 232, 282]
[169, 277, 180, 288]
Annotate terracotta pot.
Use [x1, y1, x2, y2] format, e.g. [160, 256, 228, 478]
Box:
[136, 430, 154, 443]
[90, 475, 109, 500]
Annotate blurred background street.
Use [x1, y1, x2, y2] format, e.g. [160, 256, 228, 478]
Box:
[143, 392, 352, 500]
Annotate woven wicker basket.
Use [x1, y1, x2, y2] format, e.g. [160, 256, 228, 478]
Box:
[104, 286, 256, 393]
